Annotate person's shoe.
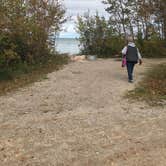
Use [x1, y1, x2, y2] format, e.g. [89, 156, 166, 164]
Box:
[128, 79, 134, 83]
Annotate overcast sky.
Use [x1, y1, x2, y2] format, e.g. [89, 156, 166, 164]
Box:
[59, 0, 109, 38]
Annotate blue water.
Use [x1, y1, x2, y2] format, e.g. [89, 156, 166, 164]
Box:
[55, 38, 80, 55]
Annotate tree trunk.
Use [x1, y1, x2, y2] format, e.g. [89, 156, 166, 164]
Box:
[164, 20, 166, 40]
[129, 21, 134, 40]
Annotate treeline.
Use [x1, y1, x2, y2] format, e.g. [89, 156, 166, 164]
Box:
[76, 13, 125, 57]
[76, 0, 166, 58]
[0, 0, 65, 68]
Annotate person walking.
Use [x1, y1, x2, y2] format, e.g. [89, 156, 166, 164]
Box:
[122, 37, 142, 83]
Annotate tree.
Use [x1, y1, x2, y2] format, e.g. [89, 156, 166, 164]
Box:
[76, 12, 124, 57]
[103, 0, 136, 38]
[0, 0, 65, 67]
[103, 0, 166, 40]
[152, 0, 166, 39]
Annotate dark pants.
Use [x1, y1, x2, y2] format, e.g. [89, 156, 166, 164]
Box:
[126, 61, 137, 81]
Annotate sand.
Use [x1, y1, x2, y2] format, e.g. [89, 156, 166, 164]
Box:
[0, 58, 166, 166]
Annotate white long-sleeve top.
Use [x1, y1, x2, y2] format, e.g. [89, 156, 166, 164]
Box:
[122, 42, 142, 60]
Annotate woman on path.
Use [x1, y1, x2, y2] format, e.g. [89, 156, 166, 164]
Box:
[122, 37, 142, 83]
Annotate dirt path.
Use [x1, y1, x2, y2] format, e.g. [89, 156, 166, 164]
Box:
[0, 59, 166, 166]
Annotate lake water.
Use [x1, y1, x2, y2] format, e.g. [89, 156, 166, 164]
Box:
[55, 38, 80, 55]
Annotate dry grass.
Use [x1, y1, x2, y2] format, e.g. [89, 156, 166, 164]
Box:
[0, 55, 69, 95]
[127, 63, 166, 106]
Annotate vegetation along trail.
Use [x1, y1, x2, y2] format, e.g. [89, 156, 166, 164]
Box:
[0, 58, 166, 166]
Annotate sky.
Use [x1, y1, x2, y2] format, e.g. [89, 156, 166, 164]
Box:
[59, 0, 109, 38]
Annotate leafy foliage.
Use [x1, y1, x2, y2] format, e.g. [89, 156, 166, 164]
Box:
[103, 0, 166, 40]
[76, 0, 166, 58]
[76, 12, 125, 57]
[0, 0, 65, 68]
[139, 40, 166, 58]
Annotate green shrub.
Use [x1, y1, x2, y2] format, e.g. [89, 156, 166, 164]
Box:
[77, 12, 125, 58]
[139, 40, 166, 58]
[0, 34, 21, 67]
[0, 54, 69, 80]
[0, 0, 65, 68]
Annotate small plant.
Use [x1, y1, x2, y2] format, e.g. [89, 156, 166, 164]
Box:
[127, 63, 166, 106]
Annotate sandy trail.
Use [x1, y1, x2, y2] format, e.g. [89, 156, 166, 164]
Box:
[0, 59, 166, 166]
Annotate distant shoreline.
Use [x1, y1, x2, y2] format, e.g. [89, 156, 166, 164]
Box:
[55, 38, 80, 55]
[56, 37, 79, 40]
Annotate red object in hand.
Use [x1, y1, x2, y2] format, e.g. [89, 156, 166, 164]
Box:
[122, 56, 126, 67]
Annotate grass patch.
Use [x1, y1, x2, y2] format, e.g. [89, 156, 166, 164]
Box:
[0, 54, 69, 95]
[127, 63, 166, 106]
